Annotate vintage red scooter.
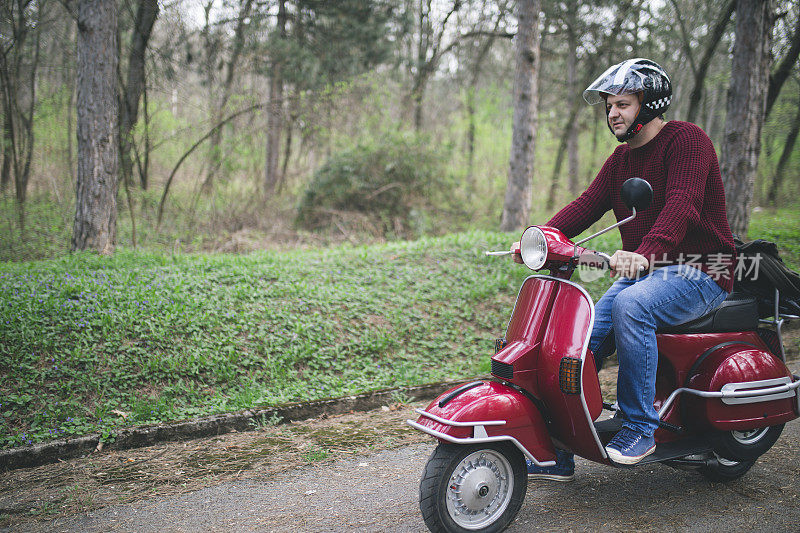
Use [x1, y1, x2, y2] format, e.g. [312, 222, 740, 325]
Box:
[407, 178, 800, 533]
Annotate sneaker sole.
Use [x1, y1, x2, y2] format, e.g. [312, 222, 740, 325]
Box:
[527, 473, 575, 482]
[605, 444, 656, 465]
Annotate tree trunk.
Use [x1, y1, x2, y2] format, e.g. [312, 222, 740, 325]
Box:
[465, 19, 500, 185]
[119, 0, 159, 191]
[264, 0, 286, 194]
[72, 0, 119, 254]
[565, 6, 579, 196]
[766, 88, 800, 205]
[1, 113, 11, 192]
[720, 0, 775, 238]
[500, 0, 540, 232]
[546, 101, 580, 210]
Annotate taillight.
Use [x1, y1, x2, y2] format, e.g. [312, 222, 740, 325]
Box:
[559, 357, 581, 394]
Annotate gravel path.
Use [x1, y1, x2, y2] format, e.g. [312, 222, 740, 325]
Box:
[20, 423, 800, 532]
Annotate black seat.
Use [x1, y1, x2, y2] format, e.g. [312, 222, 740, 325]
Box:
[658, 290, 759, 334]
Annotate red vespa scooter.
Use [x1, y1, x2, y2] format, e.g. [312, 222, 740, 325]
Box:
[407, 178, 800, 533]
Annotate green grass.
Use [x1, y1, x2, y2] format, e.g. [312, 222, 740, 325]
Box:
[1, 208, 797, 450]
[0, 231, 538, 448]
[748, 207, 800, 266]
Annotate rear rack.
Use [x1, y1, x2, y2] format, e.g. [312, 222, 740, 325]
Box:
[758, 288, 800, 361]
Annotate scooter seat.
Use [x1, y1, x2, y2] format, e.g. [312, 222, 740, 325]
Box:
[658, 290, 759, 334]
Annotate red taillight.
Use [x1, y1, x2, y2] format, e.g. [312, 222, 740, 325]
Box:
[559, 357, 581, 394]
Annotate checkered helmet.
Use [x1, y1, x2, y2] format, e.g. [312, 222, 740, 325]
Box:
[583, 58, 672, 142]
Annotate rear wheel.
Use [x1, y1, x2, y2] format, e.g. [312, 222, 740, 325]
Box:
[419, 442, 527, 533]
[698, 454, 755, 482]
[712, 424, 784, 462]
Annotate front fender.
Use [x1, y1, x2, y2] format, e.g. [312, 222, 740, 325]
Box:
[406, 380, 556, 466]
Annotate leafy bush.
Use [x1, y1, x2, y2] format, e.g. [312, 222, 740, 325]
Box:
[295, 132, 448, 238]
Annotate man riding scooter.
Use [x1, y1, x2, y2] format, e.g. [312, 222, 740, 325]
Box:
[519, 58, 737, 474]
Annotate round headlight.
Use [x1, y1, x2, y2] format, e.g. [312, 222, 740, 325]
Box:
[520, 226, 548, 270]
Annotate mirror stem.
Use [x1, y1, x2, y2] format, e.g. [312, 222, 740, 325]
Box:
[573, 208, 637, 254]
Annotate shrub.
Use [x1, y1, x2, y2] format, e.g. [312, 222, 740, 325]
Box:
[295, 132, 448, 238]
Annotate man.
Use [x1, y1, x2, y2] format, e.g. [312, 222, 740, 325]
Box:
[521, 58, 736, 475]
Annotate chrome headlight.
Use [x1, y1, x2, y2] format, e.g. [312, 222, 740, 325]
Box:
[520, 226, 548, 270]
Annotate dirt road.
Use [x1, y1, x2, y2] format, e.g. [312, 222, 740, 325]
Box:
[3, 360, 800, 532]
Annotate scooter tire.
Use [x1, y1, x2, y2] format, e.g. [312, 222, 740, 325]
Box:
[712, 424, 784, 462]
[419, 442, 527, 533]
[698, 455, 755, 482]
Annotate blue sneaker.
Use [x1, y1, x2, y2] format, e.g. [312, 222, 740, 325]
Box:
[526, 449, 575, 481]
[605, 427, 656, 465]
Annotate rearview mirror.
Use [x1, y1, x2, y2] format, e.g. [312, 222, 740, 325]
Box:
[621, 178, 653, 212]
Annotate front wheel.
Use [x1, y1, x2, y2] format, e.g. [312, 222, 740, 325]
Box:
[419, 442, 527, 533]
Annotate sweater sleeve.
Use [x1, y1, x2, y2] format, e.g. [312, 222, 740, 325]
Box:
[546, 152, 615, 239]
[634, 126, 710, 259]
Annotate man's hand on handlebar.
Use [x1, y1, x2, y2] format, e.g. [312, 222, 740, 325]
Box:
[609, 250, 649, 279]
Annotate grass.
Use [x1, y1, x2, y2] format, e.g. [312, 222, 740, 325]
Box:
[0, 231, 540, 448]
[1, 208, 797, 450]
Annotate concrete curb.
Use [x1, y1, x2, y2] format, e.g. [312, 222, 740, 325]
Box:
[0, 380, 467, 472]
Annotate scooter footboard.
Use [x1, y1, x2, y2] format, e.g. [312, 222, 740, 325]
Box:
[406, 380, 557, 466]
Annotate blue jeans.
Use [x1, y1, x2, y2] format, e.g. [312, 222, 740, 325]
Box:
[589, 264, 728, 436]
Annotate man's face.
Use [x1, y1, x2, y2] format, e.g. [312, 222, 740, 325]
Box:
[605, 93, 641, 137]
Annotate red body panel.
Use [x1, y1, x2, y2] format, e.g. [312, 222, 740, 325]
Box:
[492, 276, 606, 462]
[415, 381, 556, 463]
[684, 344, 797, 430]
[654, 331, 797, 435]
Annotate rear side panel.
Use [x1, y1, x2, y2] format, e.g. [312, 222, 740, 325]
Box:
[685, 344, 798, 430]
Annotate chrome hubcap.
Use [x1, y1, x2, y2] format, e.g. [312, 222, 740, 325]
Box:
[731, 427, 768, 446]
[445, 450, 513, 530]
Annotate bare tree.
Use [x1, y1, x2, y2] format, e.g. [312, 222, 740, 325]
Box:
[406, 0, 512, 130]
[685, 0, 736, 124]
[119, 0, 159, 190]
[409, 0, 463, 130]
[0, 0, 45, 226]
[201, 0, 254, 190]
[500, 0, 540, 231]
[264, 0, 286, 194]
[767, 75, 800, 205]
[765, 6, 800, 118]
[462, 0, 511, 184]
[720, 0, 775, 237]
[72, 0, 119, 254]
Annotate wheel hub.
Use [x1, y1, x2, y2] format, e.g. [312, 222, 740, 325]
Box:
[732, 427, 768, 446]
[446, 450, 514, 530]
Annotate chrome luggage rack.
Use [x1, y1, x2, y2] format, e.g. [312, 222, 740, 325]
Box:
[759, 288, 800, 362]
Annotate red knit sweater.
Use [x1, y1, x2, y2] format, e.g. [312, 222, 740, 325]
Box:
[547, 121, 735, 292]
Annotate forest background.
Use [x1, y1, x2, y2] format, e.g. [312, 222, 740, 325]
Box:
[1, 0, 799, 258]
